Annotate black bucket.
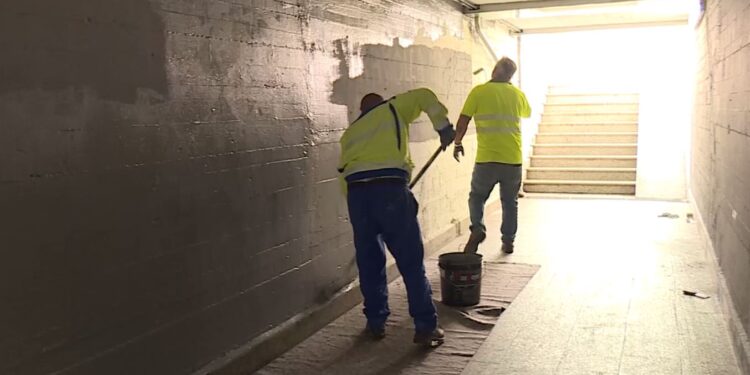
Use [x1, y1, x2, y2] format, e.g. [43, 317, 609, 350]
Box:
[438, 252, 482, 306]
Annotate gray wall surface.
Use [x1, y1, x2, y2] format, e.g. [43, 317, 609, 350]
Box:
[0, 0, 491, 374]
[692, 0, 750, 354]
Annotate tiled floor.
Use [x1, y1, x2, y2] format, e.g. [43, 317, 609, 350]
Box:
[454, 197, 740, 375]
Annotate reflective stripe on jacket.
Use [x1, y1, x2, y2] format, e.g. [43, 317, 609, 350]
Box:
[338, 88, 450, 181]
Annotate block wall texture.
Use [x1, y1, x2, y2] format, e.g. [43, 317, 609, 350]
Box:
[0, 1, 510, 373]
[692, 0, 750, 345]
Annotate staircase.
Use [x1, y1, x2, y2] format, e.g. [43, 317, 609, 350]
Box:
[524, 88, 639, 195]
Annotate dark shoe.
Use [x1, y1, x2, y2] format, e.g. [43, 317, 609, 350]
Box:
[501, 242, 514, 254]
[365, 324, 386, 340]
[413, 327, 445, 348]
[463, 230, 486, 253]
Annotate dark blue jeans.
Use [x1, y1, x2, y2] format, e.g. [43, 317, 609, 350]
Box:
[347, 180, 437, 333]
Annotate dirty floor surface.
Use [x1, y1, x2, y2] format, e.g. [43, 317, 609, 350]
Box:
[461, 197, 740, 375]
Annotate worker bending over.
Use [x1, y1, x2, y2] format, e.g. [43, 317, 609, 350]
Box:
[453, 57, 531, 254]
[338, 88, 455, 346]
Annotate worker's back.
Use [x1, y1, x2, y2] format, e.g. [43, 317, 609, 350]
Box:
[339, 88, 450, 180]
[461, 82, 531, 164]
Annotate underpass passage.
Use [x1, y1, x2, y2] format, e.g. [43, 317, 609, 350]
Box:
[1, 0, 748, 373]
[254, 198, 741, 374]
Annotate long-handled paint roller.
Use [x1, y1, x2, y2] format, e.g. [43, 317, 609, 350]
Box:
[409, 146, 444, 189]
[408, 53, 458, 190]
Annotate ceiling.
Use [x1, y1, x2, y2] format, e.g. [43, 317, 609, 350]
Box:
[461, 0, 691, 33]
[470, 0, 542, 3]
[466, 0, 642, 10]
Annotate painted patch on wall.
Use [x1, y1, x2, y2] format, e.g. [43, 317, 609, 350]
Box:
[330, 38, 472, 142]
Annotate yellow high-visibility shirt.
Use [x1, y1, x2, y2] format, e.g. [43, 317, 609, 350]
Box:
[338, 88, 450, 179]
[461, 82, 531, 164]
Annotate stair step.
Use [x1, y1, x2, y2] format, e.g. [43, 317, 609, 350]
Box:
[536, 132, 638, 144]
[532, 144, 638, 156]
[523, 179, 636, 195]
[544, 103, 639, 114]
[539, 123, 639, 133]
[545, 94, 640, 105]
[530, 155, 637, 168]
[547, 86, 639, 96]
[543, 113, 640, 123]
[527, 167, 636, 181]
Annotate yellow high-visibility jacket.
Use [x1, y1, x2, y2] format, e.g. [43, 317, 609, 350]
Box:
[461, 82, 531, 164]
[338, 88, 450, 182]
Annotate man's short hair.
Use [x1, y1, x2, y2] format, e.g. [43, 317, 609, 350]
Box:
[360, 93, 384, 113]
[493, 57, 517, 82]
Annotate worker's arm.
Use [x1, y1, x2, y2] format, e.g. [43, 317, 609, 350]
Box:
[392, 88, 451, 131]
[453, 87, 478, 162]
[391, 88, 454, 149]
[454, 114, 471, 145]
[519, 92, 532, 118]
[452, 115, 470, 162]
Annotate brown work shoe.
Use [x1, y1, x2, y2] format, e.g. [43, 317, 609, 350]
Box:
[413, 327, 445, 348]
[463, 230, 486, 253]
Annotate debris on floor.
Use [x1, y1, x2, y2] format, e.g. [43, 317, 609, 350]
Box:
[683, 290, 710, 299]
[658, 212, 680, 219]
[686, 213, 695, 223]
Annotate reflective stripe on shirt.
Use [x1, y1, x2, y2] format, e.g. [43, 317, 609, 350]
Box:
[474, 113, 521, 122]
[475, 126, 520, 134]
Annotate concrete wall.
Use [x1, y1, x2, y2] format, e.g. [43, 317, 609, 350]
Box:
[692, 0, 750, 368]
[0, 1, 513, 374]
[520, 27, 692, 200]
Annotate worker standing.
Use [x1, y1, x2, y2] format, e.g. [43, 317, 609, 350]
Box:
[338, 88, 455, 346]
[453, 57, 531, 254]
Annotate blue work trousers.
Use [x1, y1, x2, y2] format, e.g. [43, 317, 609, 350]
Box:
[347, 179, 437, 333]
[469, 162, 522, 244]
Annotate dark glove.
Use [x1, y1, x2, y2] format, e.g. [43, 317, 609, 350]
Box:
[453, 144, 464, 162]
[438, 125, 456, 151]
